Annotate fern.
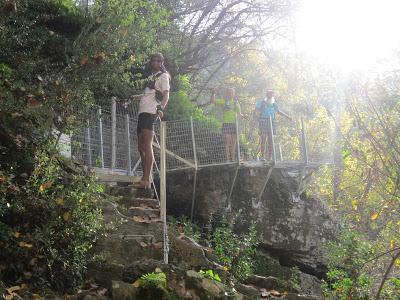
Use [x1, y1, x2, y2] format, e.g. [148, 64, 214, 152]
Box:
[139, 271, 167, 289]
[199, 269, 222, 282]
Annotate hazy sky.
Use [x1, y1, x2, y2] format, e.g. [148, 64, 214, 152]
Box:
[295, 0, 400, 72]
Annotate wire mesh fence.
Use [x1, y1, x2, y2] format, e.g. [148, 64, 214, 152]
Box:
[68, 98, 333, 176]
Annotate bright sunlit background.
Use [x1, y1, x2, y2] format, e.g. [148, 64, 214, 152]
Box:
[295, 0, 400, 72]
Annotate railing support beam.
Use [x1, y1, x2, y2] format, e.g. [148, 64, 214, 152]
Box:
[125, 113, 132, 175]
[227, 166, 239, 211]
[160, 121, 168, 264]
[190, 170, 197, 222]
[301, 117, 309, 164]
[236, 112, 241, 165]
[269, 116, 276, 165]
[190, 116, 198, 170]
[85, 118, 92, 167]
[111, 98, 116, 172]
[97, 108, 105, 169]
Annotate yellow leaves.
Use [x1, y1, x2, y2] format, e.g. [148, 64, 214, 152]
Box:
[18, 241, 33, 248]
[370, 212, 379, 221]
[13, 232, 21, 238]
[390, 240, 396, 250]
[222, 266, 228, 272]
[395, 258, 400, 268]
[56, 198, 64, 206]
[39, 181, 53, 192]
[5, 284, 28, 300]
[94, 52, 106, 64]
[351, 200, 358, 211]
[63, 212, 70, 222]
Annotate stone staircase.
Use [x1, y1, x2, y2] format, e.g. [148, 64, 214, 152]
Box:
[87, 180, 165, 287]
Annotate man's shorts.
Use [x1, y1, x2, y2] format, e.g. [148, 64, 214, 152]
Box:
[259, 119, 276, 136]
[137, 113, 157, 134]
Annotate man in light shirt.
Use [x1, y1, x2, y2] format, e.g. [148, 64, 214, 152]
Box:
[133, 53, 170, 189]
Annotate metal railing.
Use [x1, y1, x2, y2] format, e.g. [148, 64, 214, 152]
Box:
[69, 99, 333, 175]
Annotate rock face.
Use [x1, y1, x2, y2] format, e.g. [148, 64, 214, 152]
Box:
[165, 165, 339, 278]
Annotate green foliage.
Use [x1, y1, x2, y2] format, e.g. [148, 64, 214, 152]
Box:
[0, 145, 104, 289]
[168, 215, 201, 243]
[288, 266, 301, 292]
[212, 220, 258, 282]
[322, 229, 373, 299]
[199, 269, 221, 282]
[166, 75, 220, 127]
[139, 271, 167, 289]
[138, 270, 176, 300]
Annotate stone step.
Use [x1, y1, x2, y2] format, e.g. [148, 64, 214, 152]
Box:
[127, 206, 160, 219]
[115, 197, 159, 210]
[108, 185, 154, 199]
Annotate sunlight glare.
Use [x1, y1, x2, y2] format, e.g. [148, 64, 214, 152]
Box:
[295, 0, 400, 72]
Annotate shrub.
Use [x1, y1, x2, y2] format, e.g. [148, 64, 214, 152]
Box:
[0, 145, 104, 290]
[322, 229, 374, 300]
[212, 220, 258, 282]
[166, 75, 220, 128]
[168, 215, 201, 243]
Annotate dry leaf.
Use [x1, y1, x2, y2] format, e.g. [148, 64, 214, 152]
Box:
[97, 288, 107, 296]
[132, 280, 141, 288]
[56, 198, 64, 206]
[39, 181, 53, 192]
[6, 286, 20, 294]
[80, 57, 89, 65]
[132, 216, 151, 223]
[13, 232, 21, 238]
[139, 241, 147, 248]
[18, 241, 33, 248]
[152, 242, 163, 249]
[270, 290, 281, 296]
[63, 212, 70, 221]
[11, 112, 23, 118]
[94, 52, 106, 63]
[371, 212, 379, 221]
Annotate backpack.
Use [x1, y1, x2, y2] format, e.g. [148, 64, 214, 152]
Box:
[259, 100, 277, 118]
[144, 71, 166, 102]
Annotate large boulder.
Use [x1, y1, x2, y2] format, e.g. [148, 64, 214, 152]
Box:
[165, 166, 339, 277]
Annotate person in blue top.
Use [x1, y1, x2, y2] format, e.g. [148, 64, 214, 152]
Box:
[255, 90, 292, 160]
